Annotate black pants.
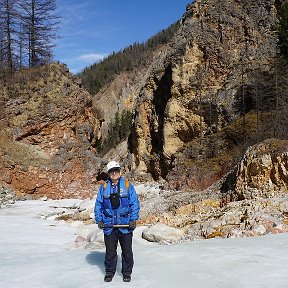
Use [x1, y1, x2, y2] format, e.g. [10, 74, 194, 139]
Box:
[104, 230, 134, 276]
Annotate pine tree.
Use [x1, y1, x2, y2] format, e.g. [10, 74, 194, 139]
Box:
[278, 0, 288, 59]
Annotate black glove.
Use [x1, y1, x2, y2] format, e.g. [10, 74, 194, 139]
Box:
[129, 220, 136, 229]
[98, 221, 104, 229]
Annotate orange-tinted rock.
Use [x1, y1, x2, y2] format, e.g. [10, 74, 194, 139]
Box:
[0, 63, 101, 199]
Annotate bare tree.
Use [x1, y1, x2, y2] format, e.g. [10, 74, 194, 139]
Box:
[18, 0, 59, 67]
[0, 17, 4, 72]
[0, 0, 19, 76]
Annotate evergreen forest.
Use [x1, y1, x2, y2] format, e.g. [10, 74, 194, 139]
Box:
[78, 21, 180, 95]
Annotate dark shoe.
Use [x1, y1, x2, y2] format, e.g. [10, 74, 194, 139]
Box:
[104, 274, 114, 282]
[123, 274, 131, 282]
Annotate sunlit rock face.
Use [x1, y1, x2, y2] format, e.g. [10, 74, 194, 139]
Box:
[221, 139, 288, 201]
[129, 0, 278, 182]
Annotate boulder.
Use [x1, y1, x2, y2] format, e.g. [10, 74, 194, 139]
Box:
[0, 183, 16, 208]
[142, 223, 185, 244]
[221, 139, 288, 201]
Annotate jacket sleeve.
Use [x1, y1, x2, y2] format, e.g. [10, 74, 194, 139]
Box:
[128, 183, 140, 221]
[94, 185, 104, 224]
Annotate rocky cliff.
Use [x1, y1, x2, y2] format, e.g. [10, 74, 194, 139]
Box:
[0, 63, 102, 199]
[221, 139, 288, 201]
[127, 0, 279, 185]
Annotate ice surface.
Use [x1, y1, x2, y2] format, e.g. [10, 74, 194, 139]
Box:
[1, 199, 288, 288]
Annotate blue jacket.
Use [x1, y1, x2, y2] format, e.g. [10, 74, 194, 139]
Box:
[94, 177, 140, 235]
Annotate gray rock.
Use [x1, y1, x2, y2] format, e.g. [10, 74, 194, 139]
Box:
[142, 223, 185, 244]
[279, 201, 288, 213]
[0, 184, 16, 208]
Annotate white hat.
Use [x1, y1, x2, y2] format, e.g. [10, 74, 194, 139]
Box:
[107, 161, 121, 172]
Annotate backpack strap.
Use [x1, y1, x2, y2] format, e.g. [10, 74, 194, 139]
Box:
[103, 178, 129, 191]
[125, 178, 129, 190]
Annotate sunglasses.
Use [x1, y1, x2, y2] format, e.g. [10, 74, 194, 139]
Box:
[108, 169, 120, 174]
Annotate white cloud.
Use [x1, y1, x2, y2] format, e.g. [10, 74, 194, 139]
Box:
[78, 53, 107, 63]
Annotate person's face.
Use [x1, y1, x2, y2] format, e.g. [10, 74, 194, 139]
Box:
[108, 168, 121, 183]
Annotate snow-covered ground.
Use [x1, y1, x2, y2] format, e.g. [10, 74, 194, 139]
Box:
[1, 199, 288, 288]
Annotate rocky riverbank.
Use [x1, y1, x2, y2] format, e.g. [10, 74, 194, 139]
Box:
[3, 179, 287, 246]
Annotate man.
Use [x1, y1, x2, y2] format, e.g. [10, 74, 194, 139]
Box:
[94, 160, 140, 283]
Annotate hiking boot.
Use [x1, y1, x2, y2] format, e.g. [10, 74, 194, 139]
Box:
[123, 274, 131, 282]
[104, 274, 114, 282]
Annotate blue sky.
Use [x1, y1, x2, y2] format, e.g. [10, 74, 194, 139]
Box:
[54, 0, 191, 74]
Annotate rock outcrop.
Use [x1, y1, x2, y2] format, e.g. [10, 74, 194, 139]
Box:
[135, 175, 288, 240]
[221, 138, 288, 201]
[0, 63, 102, 199]
[128, 0, 278, 184]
